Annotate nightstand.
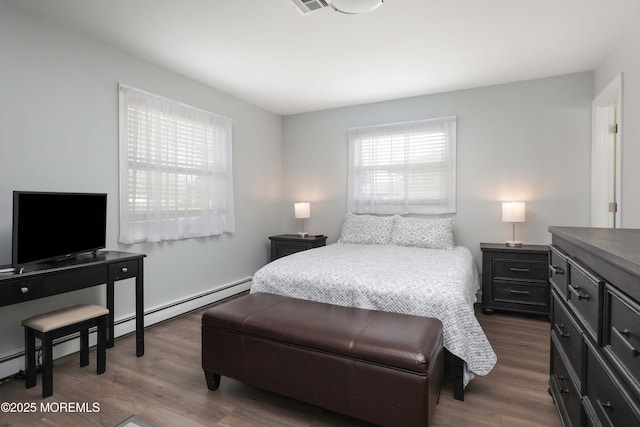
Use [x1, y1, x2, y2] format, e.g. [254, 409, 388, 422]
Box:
[480, 243, 549, 315]
[269, 234, 327, 261]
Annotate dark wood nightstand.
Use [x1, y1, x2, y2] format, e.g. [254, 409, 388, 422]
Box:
[480, 243, 549, 315]
[269, 234, 327, 261]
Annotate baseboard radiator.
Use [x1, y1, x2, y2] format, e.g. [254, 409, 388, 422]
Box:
[0, 278, 252, 381]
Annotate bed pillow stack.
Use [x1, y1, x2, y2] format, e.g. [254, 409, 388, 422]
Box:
[339, 213, 455, 250]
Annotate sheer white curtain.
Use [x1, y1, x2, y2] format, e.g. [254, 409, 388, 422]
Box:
[347, 117, 456, 215]
[118, 84, 235, 244]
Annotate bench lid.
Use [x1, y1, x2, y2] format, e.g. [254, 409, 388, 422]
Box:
[202, 293, 443, 374]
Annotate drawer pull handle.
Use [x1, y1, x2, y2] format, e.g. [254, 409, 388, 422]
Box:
[555, 323, 570, 338]
[20, 287, 29, 294]
[555, 374, 569, 393]
[569, 285, 590, 301]
[597, 399, 613, 411]
[509, 289, 531, 296]
[612, 326, 638, 357]
[549, 265, 564, 275]
[121, 267, 128, 273]
[510, 267, 530, 273]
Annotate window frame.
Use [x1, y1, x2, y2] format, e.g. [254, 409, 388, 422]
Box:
[347, 116, 456, 215]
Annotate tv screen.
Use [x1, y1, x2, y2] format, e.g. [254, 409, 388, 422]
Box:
[12, 191, 107, 267]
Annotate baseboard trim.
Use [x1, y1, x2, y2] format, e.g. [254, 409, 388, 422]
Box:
[114, 278, 251, 337]
[0, 278, 252, 382]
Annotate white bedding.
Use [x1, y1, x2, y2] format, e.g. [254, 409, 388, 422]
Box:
[251, 243, 497, 386]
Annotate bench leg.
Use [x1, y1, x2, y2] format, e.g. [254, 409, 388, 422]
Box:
[204, 371, 221, 391]
[80, 328, 89, 367]
[96, 315, 107, 375]
[41, 334, 53, 398]
[24, 327, 36, 389]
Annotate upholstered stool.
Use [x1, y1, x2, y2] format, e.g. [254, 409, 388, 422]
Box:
[22, 304, 109, 398]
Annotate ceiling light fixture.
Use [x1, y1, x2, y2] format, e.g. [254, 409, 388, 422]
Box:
[329, 0, 384, 14]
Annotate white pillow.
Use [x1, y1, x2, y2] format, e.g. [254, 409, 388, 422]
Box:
[338, 213, 396, 245]
[391, 216, 455, 250]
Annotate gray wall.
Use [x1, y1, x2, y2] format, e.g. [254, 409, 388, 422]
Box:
[595, 23, 640, 228]
[0, 3, 283, 366]
[282, 72, 594, 265]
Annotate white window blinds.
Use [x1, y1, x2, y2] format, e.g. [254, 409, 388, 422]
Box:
[347, 117, 456, 215]
[118, 84, 235, 244]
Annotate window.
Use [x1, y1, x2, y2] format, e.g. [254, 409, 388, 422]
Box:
[118, 84, 234, 244]
[347, 117, 456, 215]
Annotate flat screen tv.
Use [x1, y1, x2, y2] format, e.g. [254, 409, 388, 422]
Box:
[12, 191, 107, 267]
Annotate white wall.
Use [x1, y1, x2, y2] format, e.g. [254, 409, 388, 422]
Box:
[594, 23, 640, 228]
[0, 2, 283, 374]
[282, 72, 594, 265]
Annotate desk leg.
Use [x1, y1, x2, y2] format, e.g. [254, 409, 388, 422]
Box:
[106, 281, 115, 348]
[136, 260, 144, 357]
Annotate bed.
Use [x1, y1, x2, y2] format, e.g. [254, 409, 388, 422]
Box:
[251, 214, 497, 396]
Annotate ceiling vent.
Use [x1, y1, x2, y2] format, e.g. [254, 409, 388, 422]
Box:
[290, 0, 329, 15]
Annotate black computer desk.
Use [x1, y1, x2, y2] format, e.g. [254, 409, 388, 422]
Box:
[0, 251, 145, 356]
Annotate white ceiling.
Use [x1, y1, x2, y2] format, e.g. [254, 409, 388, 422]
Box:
[8, 0, 640, 115]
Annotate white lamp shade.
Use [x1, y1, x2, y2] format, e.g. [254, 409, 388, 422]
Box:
[294, 202, 310, 219]
[502, 202, 525, 223]
[329, 0, 383, 14]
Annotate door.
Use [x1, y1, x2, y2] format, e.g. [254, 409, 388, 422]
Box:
[591, 74, 622, 228]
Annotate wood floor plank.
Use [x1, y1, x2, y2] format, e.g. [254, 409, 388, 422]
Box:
[0, 302, 561, 426]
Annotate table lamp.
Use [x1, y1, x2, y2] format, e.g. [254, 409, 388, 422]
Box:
[502, 201, 525, 247]
[294, 202, 310, 237]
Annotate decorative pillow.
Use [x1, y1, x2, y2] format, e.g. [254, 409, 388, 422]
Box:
[391, 216, 455, 250]
[338, 213, 396, 245]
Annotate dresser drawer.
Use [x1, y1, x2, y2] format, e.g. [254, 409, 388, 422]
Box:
[0, 276, 46, 303]
[269, 235, 327, 261]
[582, 397, 603, 427]
[492, 281, 548, 308]
[604, 286, 640, 392]
[552, 291, 583, 385]
[273, 242, 310, 259]
[45, 266, 107, 292]
[493, 258, 548, 282]
[551, 336, 582, 427]
[108, 260, 139, 281]
[585, 340, 640, 426]
[567, 259, 602, 344]
[549, 246, 568, 297]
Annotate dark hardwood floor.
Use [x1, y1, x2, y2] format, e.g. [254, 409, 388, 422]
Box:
[0, 300, 561, 426]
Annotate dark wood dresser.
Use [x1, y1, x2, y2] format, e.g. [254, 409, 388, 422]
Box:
[549, 226, 640, 426]
[269, 234, 327, 261]
[480, 243, 550, 315]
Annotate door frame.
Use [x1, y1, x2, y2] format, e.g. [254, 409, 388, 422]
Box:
[591, 73, 623, 227]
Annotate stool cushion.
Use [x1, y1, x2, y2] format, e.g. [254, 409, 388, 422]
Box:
[22, 304, 109, 332]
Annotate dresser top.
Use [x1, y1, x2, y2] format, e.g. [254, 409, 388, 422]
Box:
[549, 226, 640, 278]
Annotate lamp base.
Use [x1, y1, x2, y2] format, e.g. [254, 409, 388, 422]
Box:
[297, 232, 308, 237]
[506, 240, 523, 248]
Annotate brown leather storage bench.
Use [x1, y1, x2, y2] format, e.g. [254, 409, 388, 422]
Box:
[202, 293, 444, 426]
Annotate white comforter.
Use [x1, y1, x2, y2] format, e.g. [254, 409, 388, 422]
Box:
[251, 243, 496, 386]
